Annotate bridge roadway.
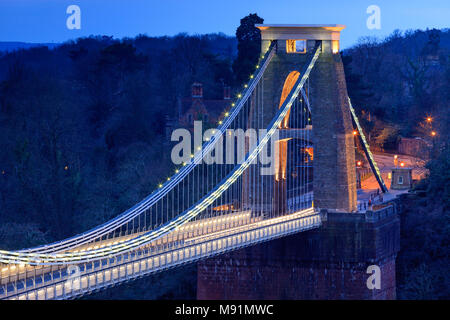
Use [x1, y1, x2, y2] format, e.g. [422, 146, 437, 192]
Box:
[0, 206, 320, 300]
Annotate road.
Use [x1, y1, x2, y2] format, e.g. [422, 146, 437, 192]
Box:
[357, 152, 428, 206]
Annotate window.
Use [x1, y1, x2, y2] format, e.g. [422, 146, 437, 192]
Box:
[398, 176, 403, 184]
[286, 40, 306, 53]
[191, 83, 203, 98]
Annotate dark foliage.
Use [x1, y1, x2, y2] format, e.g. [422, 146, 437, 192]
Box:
[0, 33, 236, 247]
[397, 146, 450, 299]
[232, 13, 264, 85]
[343, 29, 450, 151]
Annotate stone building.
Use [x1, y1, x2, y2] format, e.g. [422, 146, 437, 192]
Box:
[391, 167, 413, 190]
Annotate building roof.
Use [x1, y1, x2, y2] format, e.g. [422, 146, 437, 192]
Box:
[179, 97, 229, 123]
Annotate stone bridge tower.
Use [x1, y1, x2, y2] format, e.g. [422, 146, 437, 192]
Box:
[197, 25, 399, 300]
[257, 24, 357, 213]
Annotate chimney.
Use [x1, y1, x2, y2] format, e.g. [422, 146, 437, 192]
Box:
[223, 86, 231, 100]
[192, 82, 203, 98]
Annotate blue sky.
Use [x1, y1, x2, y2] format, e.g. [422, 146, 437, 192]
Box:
[0, 0, 449, 49]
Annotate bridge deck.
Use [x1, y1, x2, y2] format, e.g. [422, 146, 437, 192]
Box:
[0, 208, 320, 300]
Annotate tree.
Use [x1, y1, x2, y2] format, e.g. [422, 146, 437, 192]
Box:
[421, 29, 440, 56]
[343, 54, 375, 110]
[373, 124, 399, 151]
[425, 145, 450, 209]
[232, 13, 264, 85]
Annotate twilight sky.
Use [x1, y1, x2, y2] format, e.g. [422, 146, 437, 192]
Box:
[0, 0, 449, 49]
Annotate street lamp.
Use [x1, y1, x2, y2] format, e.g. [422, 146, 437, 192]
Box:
[431, 131, 437, 137]
[353, 130, 358, 136]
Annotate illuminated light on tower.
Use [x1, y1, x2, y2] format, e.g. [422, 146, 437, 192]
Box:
[332, 40, 340, 54]
[353, 130, 358, 136]
[426, 116, 432, 123]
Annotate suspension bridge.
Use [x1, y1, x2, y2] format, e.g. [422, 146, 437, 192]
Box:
[0, 25, 392, 300]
